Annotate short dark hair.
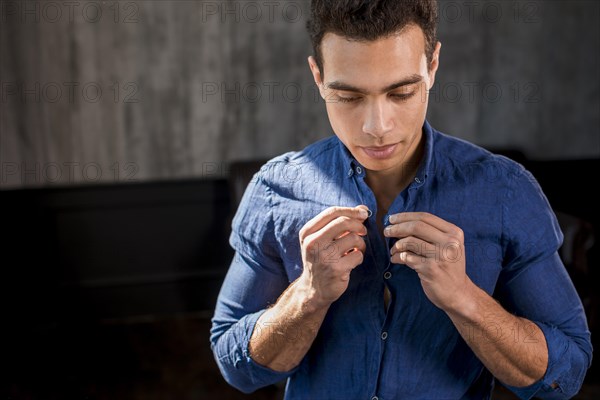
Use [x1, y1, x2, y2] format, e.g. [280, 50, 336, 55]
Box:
[306, 0, 438, 75]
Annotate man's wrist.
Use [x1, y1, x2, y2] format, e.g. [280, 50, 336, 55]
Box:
[293, 275, 332, 315]
[444, 278, 481, 320]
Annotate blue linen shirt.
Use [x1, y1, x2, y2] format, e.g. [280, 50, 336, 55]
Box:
[210, 121, 592, 399]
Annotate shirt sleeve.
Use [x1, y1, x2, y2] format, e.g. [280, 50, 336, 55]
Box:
[210, 170, 299, 393]
[494, 165, 593, 399]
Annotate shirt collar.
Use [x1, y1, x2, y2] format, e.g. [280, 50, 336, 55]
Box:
[338, 120, 435, 186]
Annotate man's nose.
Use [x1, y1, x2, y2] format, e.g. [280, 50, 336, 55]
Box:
[362, 99, 394, 138]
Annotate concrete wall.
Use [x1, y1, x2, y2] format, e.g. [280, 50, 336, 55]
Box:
[1, 0, 598, 188]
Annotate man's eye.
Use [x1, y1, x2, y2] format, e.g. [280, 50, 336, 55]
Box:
[337, 96, 360, 103]
[390, 92, 415, 101]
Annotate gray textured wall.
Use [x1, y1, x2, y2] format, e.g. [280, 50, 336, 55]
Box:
[1, 0, 598, 189]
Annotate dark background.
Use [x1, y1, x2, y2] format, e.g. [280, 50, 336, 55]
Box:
[1, 0, 599, 399]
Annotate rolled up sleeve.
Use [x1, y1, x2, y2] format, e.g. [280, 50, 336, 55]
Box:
[211, 306, 298, 393]
[210, 171, 297, 393]
[499, 255, 593, 399]
[495, 166, 592, 399]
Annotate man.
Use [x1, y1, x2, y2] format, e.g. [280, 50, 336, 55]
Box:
[210, 1, 592, 398]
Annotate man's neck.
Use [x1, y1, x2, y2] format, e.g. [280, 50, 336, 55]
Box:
[365, 135, 425, 203]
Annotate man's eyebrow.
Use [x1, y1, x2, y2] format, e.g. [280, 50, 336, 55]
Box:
[325, 74, 423, 94]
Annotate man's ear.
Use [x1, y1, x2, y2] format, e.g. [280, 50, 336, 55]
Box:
[308, 56, 326, 99]
[427, 41, 442, 90]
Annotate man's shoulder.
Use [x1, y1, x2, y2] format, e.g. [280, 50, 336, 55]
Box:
[256, 135, 342, 186]
[431, 128, 526, 182]
[265, 135, 339, 165]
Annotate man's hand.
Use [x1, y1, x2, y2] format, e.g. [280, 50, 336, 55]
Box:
[384, 211, 472, 312]
[297, 205, 369, 309]
[384, 212, 550, 387]
[249, 205, 368, 372]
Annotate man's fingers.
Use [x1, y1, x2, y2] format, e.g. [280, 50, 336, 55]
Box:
[302, 216, 366, 251]
[300, 205, 369, 240]
[384, 212, 463, 246]
[306, 231, 366, 264]
[390, 235, 461, 263]
[325, 216, 367, 242]
[391, 250, 421, 269]
[388, 212, 457, 235]
[324, 232, 367, 257]
[390, 236, 434, 258]
[336, 232, 367, 256]
[384, 219, 446, 244]
[341, 249, 364, 276]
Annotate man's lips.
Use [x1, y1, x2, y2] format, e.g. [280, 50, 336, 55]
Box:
[360, 143, 398, 160]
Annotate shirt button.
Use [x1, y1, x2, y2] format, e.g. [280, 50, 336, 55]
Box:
[381, 331, 388, 340]
[356, 166, 362, 174]
[384, 271, 392, 279]
[347, 168, 354, 177]
[371, 397, 379, 400]
[414, 177, 421, 183]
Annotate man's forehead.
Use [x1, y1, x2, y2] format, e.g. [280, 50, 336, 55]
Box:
[320, 24, 426, 59]
[319, 25, 428, 89]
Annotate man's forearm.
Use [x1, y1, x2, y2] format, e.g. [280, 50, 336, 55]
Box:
[446, 281, 549, 388]
[248, 206, 368, 373]
[248, 278, 329, 372]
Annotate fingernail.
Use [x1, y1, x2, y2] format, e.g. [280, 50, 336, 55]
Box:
[383, 227, 390, 236]
[359, 209, 368, 219]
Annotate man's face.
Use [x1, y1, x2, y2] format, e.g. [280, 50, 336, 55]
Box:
[309, 24, 441, 173]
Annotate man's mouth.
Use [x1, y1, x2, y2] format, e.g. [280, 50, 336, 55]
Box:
[361, 143, 398, 160]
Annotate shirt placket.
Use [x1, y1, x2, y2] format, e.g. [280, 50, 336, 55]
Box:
[356, 170, 421, 400]
[351, 167, 406, 400]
